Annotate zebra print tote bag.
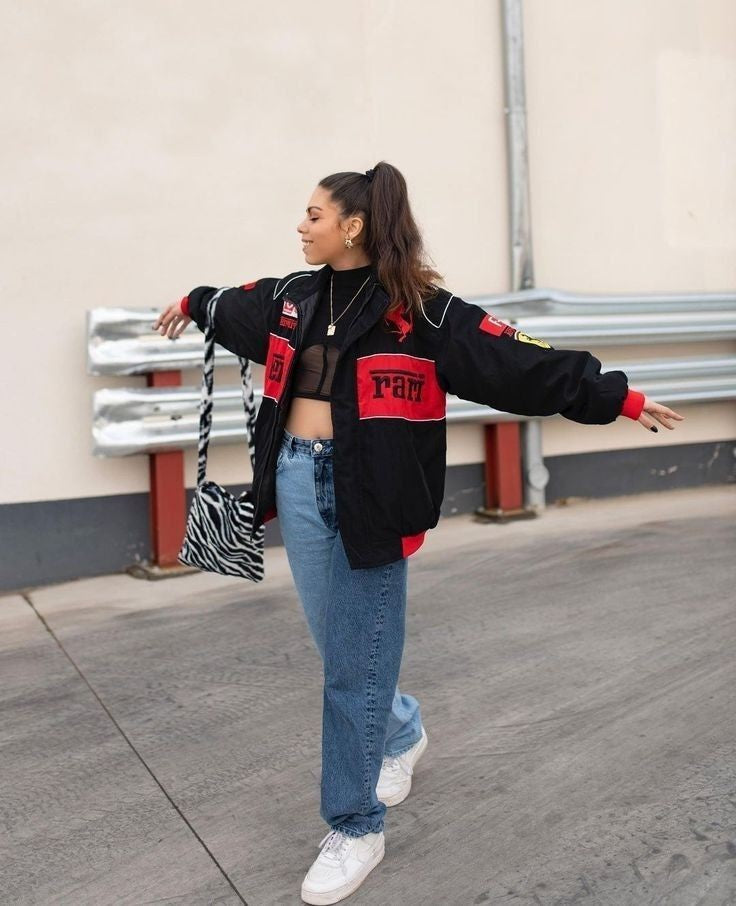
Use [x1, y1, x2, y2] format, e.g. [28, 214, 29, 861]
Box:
[177, 288, 266, 581]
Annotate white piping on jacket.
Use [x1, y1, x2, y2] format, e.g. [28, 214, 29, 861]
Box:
[419, 291, 454, 329]
[273, 272, 312, 300]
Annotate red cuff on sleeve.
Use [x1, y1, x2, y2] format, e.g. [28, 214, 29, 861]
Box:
[180, 295, 190, 317]
[620, 388, 646, 420]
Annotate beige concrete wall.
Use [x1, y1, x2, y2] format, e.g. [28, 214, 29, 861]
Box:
[2, 1, 734, 505]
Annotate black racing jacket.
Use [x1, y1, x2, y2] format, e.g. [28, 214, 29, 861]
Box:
[182, 263, 645, 569]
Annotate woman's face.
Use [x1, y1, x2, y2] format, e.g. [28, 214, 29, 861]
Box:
[296, 185, 369, 269]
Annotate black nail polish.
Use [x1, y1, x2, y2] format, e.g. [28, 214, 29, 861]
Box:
[650, 426, 658, 432]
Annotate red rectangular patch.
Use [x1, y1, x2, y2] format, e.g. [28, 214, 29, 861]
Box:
[263, 334, 296, 403]
[356, 353, 446, 420]
[479, 312, 515, 338]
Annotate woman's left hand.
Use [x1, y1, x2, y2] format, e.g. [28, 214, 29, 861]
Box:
[152, 299, 192, 339]
[637, 395, 685, 432]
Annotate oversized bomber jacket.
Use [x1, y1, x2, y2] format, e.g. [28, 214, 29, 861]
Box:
[182, 263, 646, 569]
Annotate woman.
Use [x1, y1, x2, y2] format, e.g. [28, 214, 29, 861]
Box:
[153, 161, 683, 905]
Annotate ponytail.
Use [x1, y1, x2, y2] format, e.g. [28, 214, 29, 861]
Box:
[318, 161, 444, 325]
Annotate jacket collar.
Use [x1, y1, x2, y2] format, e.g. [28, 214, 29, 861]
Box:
[284, 263, 392, 350]
[285, 262, 382, 303]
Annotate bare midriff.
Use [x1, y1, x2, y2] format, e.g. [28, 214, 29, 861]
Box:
[284, 396, 333, 440]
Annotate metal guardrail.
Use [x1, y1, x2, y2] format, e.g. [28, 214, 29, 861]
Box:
[92, 355, 736, 456]
[88, 289, 736, 457]
[476, 288, 736, 312]
[86, 291, 736, 375]
[87, 308, 209, 376]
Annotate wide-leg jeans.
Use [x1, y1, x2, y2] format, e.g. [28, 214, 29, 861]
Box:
[274, 427, 423, 837]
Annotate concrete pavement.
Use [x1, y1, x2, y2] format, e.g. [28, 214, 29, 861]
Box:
[1, 485, 735, 905]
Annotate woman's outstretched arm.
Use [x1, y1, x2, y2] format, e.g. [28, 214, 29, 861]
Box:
[435, 297, 684, 432]
[153, 277, 282, 365]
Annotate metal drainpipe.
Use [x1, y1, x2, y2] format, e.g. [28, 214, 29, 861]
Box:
[501, 0, 548, 509]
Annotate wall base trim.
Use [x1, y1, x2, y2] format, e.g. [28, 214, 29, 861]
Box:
[2, 440, 733, 593]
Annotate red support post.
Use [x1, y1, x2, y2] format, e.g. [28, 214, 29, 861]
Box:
[146, 370, 187, 567]
[476, 421, 536, 523]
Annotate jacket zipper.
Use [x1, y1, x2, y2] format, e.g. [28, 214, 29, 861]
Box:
[334, 280, 378, 369]
[253, 280, 377, 526]
[253, 300, 302, 521]
[329, 284, 380, 549]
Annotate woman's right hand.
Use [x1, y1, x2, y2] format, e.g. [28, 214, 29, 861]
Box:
[152, 298, 192, 340]
[637, 395, 684, 432]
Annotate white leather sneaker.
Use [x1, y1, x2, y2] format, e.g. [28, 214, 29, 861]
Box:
[376, 725, 428, 807]
[300, 828, 385, 905]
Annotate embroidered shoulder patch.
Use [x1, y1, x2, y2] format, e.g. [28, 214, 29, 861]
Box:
[278, 297, 298, 330]
[514, 330, 551, 349]
[281, 298, 298, 318]
[479, 313, 515, 338]
[479, 313, 552, 349]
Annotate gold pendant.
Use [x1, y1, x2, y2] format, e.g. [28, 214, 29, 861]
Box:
[326, 323, 336, 336]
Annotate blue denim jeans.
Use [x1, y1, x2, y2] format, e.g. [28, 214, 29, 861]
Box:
[275, 427, 424, 837]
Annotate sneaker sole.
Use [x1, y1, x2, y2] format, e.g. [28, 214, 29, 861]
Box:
[378, 727, 429, 807]
[300, 838, 385, 905]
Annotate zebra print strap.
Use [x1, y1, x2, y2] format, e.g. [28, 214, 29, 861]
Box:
[196, 288, 258, 486]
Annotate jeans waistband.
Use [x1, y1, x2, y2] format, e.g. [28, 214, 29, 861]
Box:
[281, 427, 334, 457]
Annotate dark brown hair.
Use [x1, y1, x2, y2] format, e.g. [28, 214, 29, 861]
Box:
[318, 161, 445, 323]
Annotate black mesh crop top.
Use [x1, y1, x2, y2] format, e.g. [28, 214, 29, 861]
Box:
[291, 263, 374, 402]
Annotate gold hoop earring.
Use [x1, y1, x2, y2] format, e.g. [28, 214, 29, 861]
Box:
[344, 236, 354, 248]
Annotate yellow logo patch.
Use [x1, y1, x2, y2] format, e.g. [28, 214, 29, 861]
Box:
[514, 330, 551, 349]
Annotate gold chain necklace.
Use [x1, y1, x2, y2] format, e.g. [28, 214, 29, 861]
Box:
[327, 273, 372, 336]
